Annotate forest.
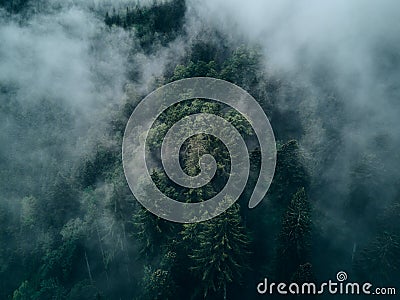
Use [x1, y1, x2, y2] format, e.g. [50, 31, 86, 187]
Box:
[0, 0, 399, 299]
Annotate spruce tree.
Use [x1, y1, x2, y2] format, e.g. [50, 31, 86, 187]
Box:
[275, 187, 312, 281]
[188, 202, 250, 300]
[269, 140, 309, 205]
[354, 232, 400, 286]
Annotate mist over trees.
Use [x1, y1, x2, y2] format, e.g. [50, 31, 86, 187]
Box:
[0, 0, 399, 299]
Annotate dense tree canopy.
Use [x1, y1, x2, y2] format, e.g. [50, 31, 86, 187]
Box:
[0, 0, 399, 299]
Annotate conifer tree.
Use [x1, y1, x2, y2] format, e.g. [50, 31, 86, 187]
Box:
[188, 203, 250, 300]
[275, 187, 312, 281]
[354, 232, 400, 286]
[290, 263, 317, 300]
[269, 140, 309, 205]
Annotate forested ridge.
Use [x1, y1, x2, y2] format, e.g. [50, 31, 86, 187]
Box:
[1, 0, 400, 299]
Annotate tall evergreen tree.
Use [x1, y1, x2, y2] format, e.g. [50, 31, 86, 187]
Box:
[354, 232, 400, 286]
[290, 263, 317, 300]
[187, 203, 250, 300]
[275, 188, 312, 281]
[269, 140, 309, 206]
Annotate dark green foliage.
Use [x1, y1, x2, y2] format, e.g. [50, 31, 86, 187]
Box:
[2, 1, 398, 298]
[134, 93, 255, 299]
[0, 49, 315, 299]
[187, 203, 250, 299]
[0, 17, 315, 298]
[269, 140, 310, 205]
[0, 0, 30, 13]
[290, 262, 315, 283]
[354, 198, 400, 286]
[379, 201, 400, 233]
[105, 0, 186, 49]
[354, 232, 400, 286]
[78, 146, 119, 188]
[132, 206, 173, 258]
[45, 176, 80, 227]
[289, 263, 316, 300]
[275, 188, 312, 280]
[189, 40, 227, 64]
[346, 153, 385, 222]
[12, 280, 36, 300]
[170, 61, 218, 81]
[220, 46, 262, 90]
[68, 280, 103, 300]
[143, 263, 176, 300]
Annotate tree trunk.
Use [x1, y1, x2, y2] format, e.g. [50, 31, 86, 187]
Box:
[84, 250, 93, 284]
[223, 283, 227, 300]
[96, 223, 110, 286]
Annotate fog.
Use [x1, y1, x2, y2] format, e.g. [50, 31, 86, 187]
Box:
[188, 0, 400, 165]
[0, 6, 128, 172]
[188, 0, 400, 278]
[0, 0, 399, 295]
[0, 2, 188, 197]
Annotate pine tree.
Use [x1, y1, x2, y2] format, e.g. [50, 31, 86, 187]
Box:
[269, 140, 309, 206]
[354, 232, 400, 286]
[290, 262, 315, 283]
[188, 203, 250, 299]
[12, 281, 36, 300]
[290, 263, 317, 300]
[104, 12, 111, 26]
[355, 198, 400, 286]
[347, 153, 384, 224]
[275, 187, 312, 281]
[142, 246, 178, 300]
